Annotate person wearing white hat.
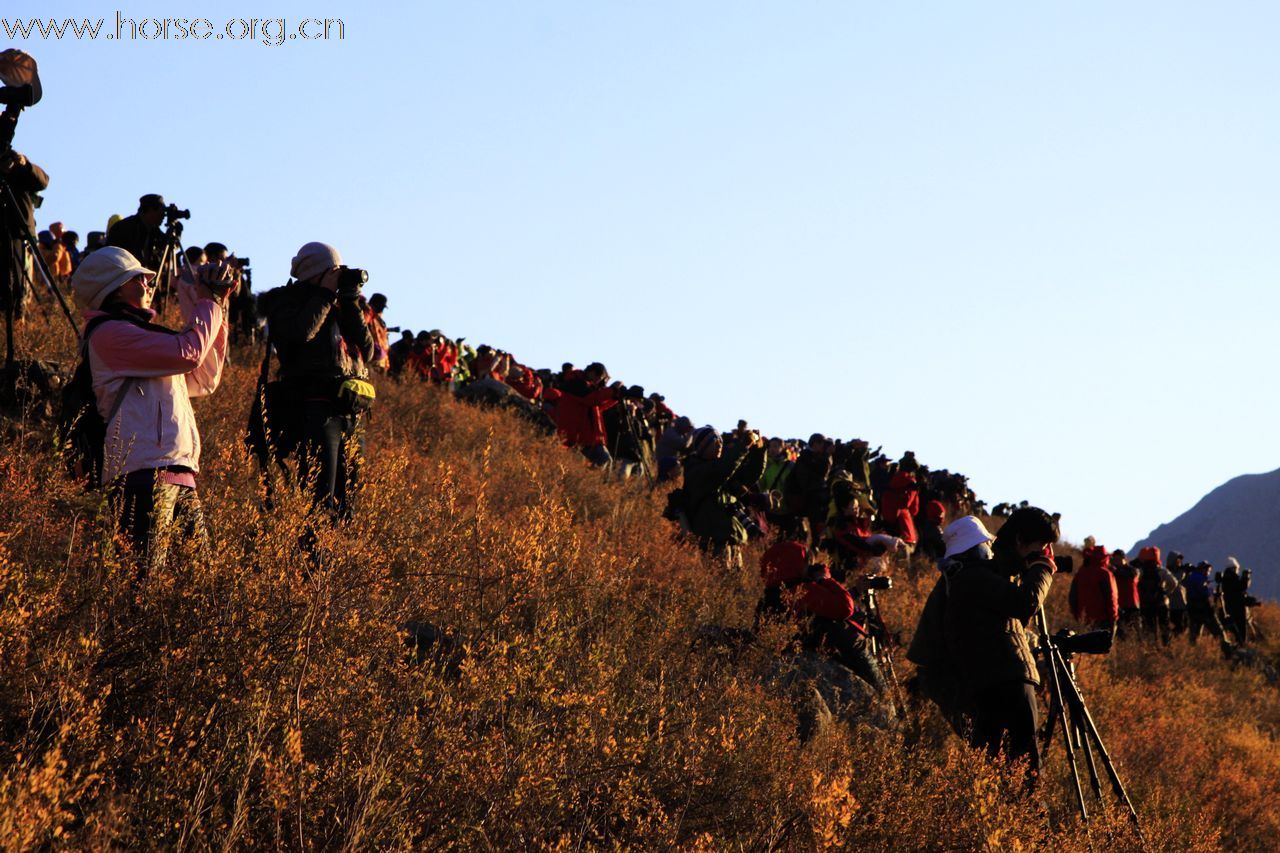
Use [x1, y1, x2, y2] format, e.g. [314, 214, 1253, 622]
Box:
[942, 516, 996, 561]
[944, 508, 1059, 775]
[256, 242, 374, 519]
[69, 246, 230, 579]
[907, 514, 997, 737]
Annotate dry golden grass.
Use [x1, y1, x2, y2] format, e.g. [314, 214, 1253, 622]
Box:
[0, 314, 1276, 850]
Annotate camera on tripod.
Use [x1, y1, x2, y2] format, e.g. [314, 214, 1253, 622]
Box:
[1050, 627, 1113, 658]
[863, 575, 892, 591]
[164, 204, 190, 224]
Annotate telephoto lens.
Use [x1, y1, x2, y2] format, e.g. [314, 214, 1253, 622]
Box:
[336, 266, 368, 299]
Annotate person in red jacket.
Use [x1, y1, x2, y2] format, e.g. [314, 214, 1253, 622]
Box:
[756, 535, 887, 696]
[429, 332, 458, 384]
[790, 563, 888, 697]
[505, 362, 542, 401]
[880, 455, 920, 546]
[1110, 549, 1140, 638]
[823, 493, 887, 582]
[545, 362, 619, 466]
[757, 532, 810, 620]
[1069, 545, 1119, 635]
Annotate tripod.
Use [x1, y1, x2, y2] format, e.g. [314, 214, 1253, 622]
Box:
[1036, 606, 1146, 847]
[861, 583, 906, 714]
[150, 215, 191, 312]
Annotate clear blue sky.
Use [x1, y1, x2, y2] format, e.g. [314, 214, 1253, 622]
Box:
[6, 2, 1279, 550]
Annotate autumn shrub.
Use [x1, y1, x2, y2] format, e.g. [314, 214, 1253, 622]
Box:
[0, 317, 1276, 850]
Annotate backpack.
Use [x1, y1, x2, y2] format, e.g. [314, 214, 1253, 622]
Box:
[1137, 564, 1166, 607]
[57, 313, 166, 487]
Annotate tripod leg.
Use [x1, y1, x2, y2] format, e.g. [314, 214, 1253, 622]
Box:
[1049, 649, 1090, 824]
[1070, 676, 1147, 847]
[1073, 709, 1104, 802]
[0, 180, 79, 341]
[1041, 685, 1063, 753]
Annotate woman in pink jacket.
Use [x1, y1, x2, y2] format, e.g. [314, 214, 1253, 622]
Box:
[71, 247, 230, 578]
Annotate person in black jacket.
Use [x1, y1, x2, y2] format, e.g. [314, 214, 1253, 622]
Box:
[0, 149, 49, 329]
[106, 194, 166, 273]
[258, 242, 374, 519]
[943, 507, 1058, 775]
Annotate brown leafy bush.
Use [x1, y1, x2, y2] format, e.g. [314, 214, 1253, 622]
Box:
[0, 319, 1276, 849]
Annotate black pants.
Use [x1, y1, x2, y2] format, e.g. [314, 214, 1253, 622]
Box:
[1140, 604, 1171, 645]
[1186, 603, 1223, 644]
[970, 680, 1040, 773]
[1224, 603, 1248, 645]
[110, 469, 207, 581]
[810, 618, 887, 696]
[297, 401, 362, 520]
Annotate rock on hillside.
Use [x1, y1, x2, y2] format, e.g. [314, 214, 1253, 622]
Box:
[1130, 467, 1280, 602]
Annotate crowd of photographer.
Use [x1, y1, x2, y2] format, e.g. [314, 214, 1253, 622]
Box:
[1070, 543, 1262, 649]
[27, 186, 1266, 794]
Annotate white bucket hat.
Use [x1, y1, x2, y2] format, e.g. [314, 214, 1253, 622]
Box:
[70, 246, 155, 311]
[943, 516, 996, 559]
[290, 242, 342, 282]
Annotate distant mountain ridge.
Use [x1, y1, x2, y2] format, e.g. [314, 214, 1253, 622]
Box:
[1130, 467, 1280, 602]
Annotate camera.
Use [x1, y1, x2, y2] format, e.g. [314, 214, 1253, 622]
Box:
[336, 265, 368, 299]
[1053, 555, 1074, 574]
[164, 204, 191, 222]
[863, 575, 893, 591]
[1052, 627, 1112, 657]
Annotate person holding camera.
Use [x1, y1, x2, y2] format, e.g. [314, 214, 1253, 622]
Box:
[1218, 557, 1251, 645]
[258, 242, 374, 520]
[1184, 561, 1224, 645]
[106, 194, 167, 272]
[545, 362, 619, 467]
[943, 507, 1059, 773]
[69, 246, 230, 578]
[681, 425, 766, 570]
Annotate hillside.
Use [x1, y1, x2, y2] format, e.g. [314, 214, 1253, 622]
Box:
[1, 318, 1278, 850]
[1131, 469, 1280, 602]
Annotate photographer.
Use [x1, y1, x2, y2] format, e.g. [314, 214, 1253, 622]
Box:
[681, 425, 766, 570]
[106, 194, 166, 272]
[0, 149, 48, 325]
[258, 242, 374, 519]
[1218, 558, 1251, 645]
[757, 541, 887, 696]
[69, 247, 229, 578]
[545, 362, 619, 467]
[1135, 547, 1176, 646]
[1184, 561, 1223, 645]
[364, 293, 390, 372]
[1068, 544, 1118, 636]
[943, 507, 1058, 773]
[908, 516, 997, 738]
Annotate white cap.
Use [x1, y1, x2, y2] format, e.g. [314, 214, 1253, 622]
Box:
[290, 241, 342, 282]
[943, 516, 996, 559]
[70, 246, 155, 311]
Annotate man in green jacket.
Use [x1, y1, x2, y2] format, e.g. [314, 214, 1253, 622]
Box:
[943, 507, 1058, 774]
[682, 426, 766, 571]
